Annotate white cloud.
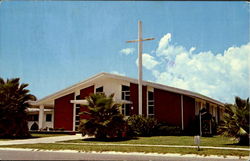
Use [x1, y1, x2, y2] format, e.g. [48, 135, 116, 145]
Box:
[149, 33, 250, 103]
[120, 48, 135, 55]
[157, 33, 171, 52]
[156, 33, 187, 60]
[136, 53, 160, 70]
[110, 71, 125, 76]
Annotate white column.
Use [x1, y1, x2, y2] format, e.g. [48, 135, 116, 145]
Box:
[73, 98, 76, 131]
[38, 105, 44, 130]
[52, 108, 54, 129]
[138, 20, 143, 115]
[199, 105, 202, 136]
[181, 95, 184, 130]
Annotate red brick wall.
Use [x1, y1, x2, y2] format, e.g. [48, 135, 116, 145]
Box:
[142, 86, 147, 116]
[80, 85, 94, 119]
[154, 88, 181, 126]
[54, 93, 75, 130]
[130, 83, 138, 115]
[183, 95, 195, 129]
[129, 83, 147, 116]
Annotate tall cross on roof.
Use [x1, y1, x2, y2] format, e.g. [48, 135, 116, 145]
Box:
[126, 20, 155, 115]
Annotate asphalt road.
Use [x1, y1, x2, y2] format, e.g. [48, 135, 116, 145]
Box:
[0, 149, 246, 161]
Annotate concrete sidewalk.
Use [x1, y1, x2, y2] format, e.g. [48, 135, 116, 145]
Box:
[58, 142, 250, 151]
[0, 134, 83, 145]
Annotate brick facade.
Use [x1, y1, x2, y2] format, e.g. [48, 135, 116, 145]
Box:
[154, 88, 182, 126]
[52, 81, 213, 131]
[142, 85, 147, 116]
[129, 83, 147, 116]
[80, 85, 94, 119]
[54, 93, 75, 130]
[183, 95, 195, 129]
[130, 83, 138, 115]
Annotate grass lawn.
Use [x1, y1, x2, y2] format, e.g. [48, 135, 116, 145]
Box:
[62, 135, 249, 149]
[0, 135, 249, 157]
[0, 143, 248, 157]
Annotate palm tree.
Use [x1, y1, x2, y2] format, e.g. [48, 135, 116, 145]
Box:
[78, 93, 126, 139]
[0, 77, 36, 138]
[219, 97, 249, 145]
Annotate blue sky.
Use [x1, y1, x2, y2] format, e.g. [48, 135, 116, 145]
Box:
[0, 1, 249, 103]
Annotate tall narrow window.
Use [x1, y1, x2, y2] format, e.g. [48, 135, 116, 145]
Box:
[121, 85, 130, 116]
[75, 95, 81, 131]
[148, 91, 154, 117]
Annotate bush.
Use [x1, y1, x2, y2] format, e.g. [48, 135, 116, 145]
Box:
[155, 123, 182, 136]
[127, 115, 158, 137]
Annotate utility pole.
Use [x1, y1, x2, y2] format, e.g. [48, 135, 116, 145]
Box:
[126, 21, 154, 115]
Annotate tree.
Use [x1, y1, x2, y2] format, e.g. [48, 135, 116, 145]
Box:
[219, 97, 249, 145]
[0, 78, 36, 138]
[78, 93, 126, 139]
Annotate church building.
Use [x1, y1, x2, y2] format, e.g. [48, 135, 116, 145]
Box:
[27, 72, 224, 132]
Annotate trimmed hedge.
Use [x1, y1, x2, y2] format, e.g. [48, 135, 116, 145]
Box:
[155, 123, 182, 136]
[127, 115, 158, 137]
[126, 115, 182, 137]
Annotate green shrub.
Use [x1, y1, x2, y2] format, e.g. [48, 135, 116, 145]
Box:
[155, 123, 182, 136]
[127, 115, 158, 137]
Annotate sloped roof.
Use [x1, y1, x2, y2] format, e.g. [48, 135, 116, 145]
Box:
[30, 72, 224, 106]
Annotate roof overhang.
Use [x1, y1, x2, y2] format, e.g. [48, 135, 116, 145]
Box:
[32, 72, 224, 108]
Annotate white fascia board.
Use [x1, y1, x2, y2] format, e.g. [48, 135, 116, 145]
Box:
[33, 72, 224, 108]
[103, 72, 224, 107]
[145, 81, 224, 107]
[34, 73, 106, 105]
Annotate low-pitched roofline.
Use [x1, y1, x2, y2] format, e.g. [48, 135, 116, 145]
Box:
[33, 72, 224, 106]
[33, 73, 105, 105]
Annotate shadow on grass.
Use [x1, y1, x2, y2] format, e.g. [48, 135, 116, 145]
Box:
[82, 137, 139, 142]
[0, 136, 35, 140]
[224, 143, 249, 147]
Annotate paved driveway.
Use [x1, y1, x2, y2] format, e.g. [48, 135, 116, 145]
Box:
[0, 134, 83, 145]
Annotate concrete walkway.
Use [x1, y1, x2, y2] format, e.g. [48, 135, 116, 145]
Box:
[58, 142, 250, 151]
[0, 134, 83, 145]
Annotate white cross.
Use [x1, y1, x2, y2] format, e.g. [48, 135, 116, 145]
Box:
[126, 20, 154, 115]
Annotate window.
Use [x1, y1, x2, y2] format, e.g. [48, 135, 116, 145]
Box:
[75, 95, 81, 130]
[75, 115, 80, 121]
[76, 107, 80, 115]
[96, 86, 103, 93]
[46, 114, 52, 122]
[76, 95, 81, 100]
[121, 85, 130, 116]
[148, 91, 154, 117]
